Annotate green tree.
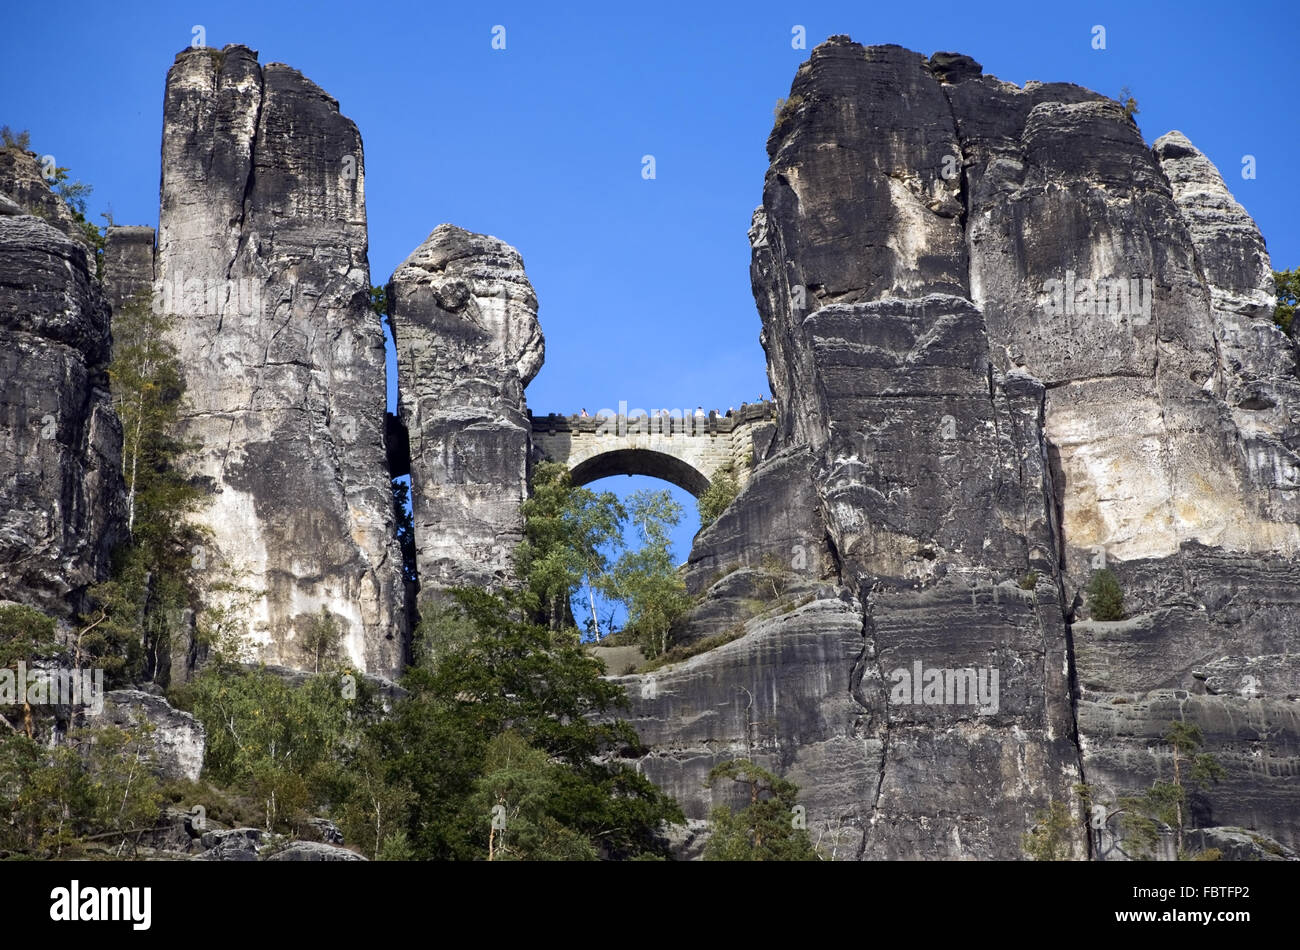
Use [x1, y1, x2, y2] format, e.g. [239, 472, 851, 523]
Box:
[0, 604, 59, 669]
[1119, 85, 1140, 119]
[1274, 268, 1299, 335]
[392, 478, 418, 585]
[336, 740, 414, 860]
[1116, 721, 1226, 860]
[299, 607, 344, 673]
[603, 490, 691, 657]
[469, 730, 597, 861]
[43, 161, 105, 276]
[1087, 568, 1125, 621]
[703, 759, 818, 861]
[0, 734, 91, 856]
[110, 294, 196, 539]
[77, 717, 166, 854]
[411, 596, 478, 671]
[85, 292, 205, 684]
[362, 588, 682, 860]
[0, 605, 71, 740]
[516, 462, 624, 633]
[698, 463, 740, 530]
[1022, 799, 1078, 860]
[176, 667, 362, 833]
[0, 126, 31, 150]
[772, 94, 805, 135]
[371, 284, 394, 340]
[0, 719, 163, 858]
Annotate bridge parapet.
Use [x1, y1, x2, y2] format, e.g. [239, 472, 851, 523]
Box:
[529, 401, 775, 496]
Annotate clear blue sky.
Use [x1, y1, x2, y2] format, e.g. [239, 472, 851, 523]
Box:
[4, 0, 1295, 572]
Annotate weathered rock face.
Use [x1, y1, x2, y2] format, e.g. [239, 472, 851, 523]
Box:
[388, 224, 544, 591]
[101, 225, 156, 312]
[101, 689, 206, 782]
[622, 37, 1299, 858]
[0, 215, 125, 616]
[155, 44, 406, 676]
[0, 147, 95, 270]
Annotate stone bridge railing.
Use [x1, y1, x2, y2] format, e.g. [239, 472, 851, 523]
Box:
[529, 401, 776, 496]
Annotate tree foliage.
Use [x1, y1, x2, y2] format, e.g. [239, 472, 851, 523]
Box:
[392, 478, 418, 585]
[470, 730, 598, 860]
[1022, 799, 1078, 860]
[1087, 568, 1125, 621]
[86, 292, 205, 684]
[516, 462, 625, 632]
[1275, 268, 1299, 335]
[0, 125, 31, 150]
[358, 588, 682, 859]
[299, 607, 344, 673]
[602, 490, 691, 657]
[697, 463, 740, 530]
[703, 759, 818, 861]
[0, 719, 163, 858]
[1119, 85, 1140, 119]
[174, 666, 365, 833]
[1115, 721, 1227, 860]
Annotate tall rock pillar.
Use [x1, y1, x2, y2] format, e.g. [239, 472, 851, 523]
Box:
[388, 224, 544, 592]
[156, 45, 406, 675]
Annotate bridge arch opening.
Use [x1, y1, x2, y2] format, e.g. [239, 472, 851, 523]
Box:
[569, 448, 711, 497]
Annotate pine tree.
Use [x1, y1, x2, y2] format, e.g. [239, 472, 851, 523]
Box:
[703, 759, 819, 860]
[1087, 568, 1125, 621]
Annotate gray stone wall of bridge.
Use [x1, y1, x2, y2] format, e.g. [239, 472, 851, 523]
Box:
[529, 402, 775, 496]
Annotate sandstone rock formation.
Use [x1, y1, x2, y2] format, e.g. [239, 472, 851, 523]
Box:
[155, 44, 406, 675]
[0, 213, 125, 616]
[101, 225, 156, 312]
[4, 34, 1292, 862]
[101, 689, 206, 782]
[0, 147, 95, 270]
[617, 38, 1299, 859]
[388, 224, 544, 591]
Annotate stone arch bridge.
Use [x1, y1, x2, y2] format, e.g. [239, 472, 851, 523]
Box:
[530, 402, 775, 496]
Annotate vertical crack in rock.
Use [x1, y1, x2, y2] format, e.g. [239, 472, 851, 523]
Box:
[620, 35, 1299, 860]
[226, 59, 264, 287]
[854, 595, 890, 860]
[940, 63, 1094, 855]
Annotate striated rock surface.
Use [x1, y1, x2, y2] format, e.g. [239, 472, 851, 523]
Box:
[621, 37, 1300, 859]
[101, 225, 156, 312]
[0, 147, 95, 270]
[155, 44, 406, 675]
[0, 215, 125, 616]
[388, 224, 544, 591]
